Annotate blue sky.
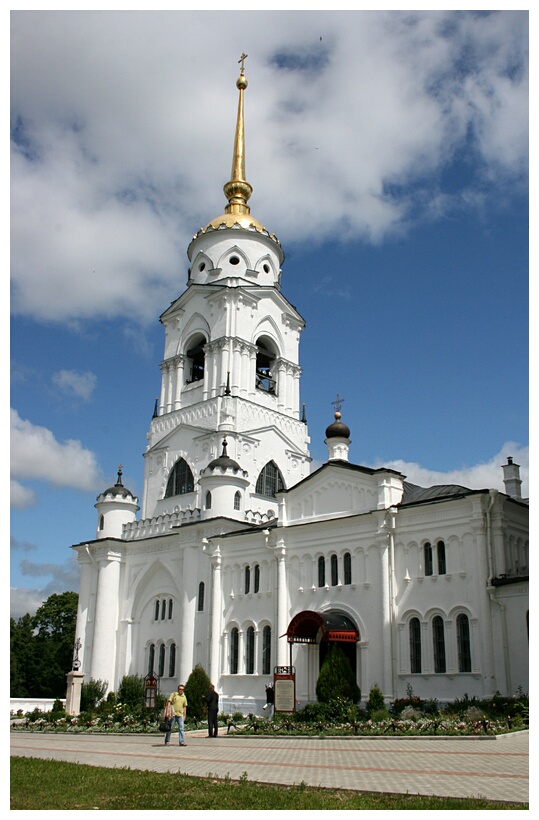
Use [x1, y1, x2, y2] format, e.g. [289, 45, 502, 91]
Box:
[10, 9, 529, 618]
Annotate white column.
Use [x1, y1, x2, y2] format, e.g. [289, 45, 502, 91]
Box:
[159, 363, 167, 415]
[275, 540, 288, 666]
[90, 551, 122, 691]
[75, 555, 94, 675]
[210, 547, 222, 683]
[178, 546, 197, 684]
[174, 356, 185, 410]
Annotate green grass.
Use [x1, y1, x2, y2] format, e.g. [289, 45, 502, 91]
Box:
[10, 758, 527, 810]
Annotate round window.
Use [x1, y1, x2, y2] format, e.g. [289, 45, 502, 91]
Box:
[199, 262, 206, 271]
[229, 256, 240, 265]
[263, 263, 270, 273]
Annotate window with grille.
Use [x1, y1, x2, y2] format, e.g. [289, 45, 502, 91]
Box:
[255, 461, 284, 498]
[433, 616, 446, 673]
[344, 552, 352, 585]
[457, 613, 471, 672]
[234, 491, 241, 510]
[318, 556, 326, 587]
[165, 458, 194, 498]
[262, 625, 271, 675]
[230, 628, 239, 674]
[409, 617, 422, 673]
[437, 541, 446, 575]
[246, 626, 255, 674]
[330, 554, 338, 586]
[424, 542, 433, 576]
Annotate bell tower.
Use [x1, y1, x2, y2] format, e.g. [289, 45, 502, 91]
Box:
[140, 57, 311, 524]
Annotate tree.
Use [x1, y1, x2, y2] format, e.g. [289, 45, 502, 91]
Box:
[315, 644, 361, 704]
[184, 663, 211, 722]
[31, 591, 79, 698]
[10, 614, 38, 697]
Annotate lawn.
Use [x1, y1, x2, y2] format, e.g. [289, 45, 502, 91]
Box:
[10, 758, 528, 810]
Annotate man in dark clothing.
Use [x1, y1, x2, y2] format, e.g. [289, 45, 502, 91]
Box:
[204, 683, 219, 737]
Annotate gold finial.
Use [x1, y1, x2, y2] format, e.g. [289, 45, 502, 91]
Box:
[223, 55, 253, 216]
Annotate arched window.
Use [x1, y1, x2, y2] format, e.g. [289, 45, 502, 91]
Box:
[262, 625, 271, 675]
[161, 599, 166, 620]
[154, 600, 160, 621]
[234, 491, 241, 511]
[424, 542, 433, 576]
[255, 337, 277, 394]
[230, 628, 239, 674]
[256, 461, 285, 498]
[437, 541, 446, 575]
[158, 643, 165, 677]
[432, 616, 446, 673]
[168, 598, 173, 619]
[165, 458, 194, 498]
[457, 613, 471, 672]
[185, 333, 205, 383]
[246, 626, 255, 674]
[344, 552, 352, 585]
[244, 566, 251, 594]
[409, 617, 422, 673]
[205, 491, 212, 510]
[330, 554, 339, 586]
[254, 564, 260, 594]
[148, 643, 155, 674]
[99, 515, 104, 530]
[198, 582, 205, 612]
[168, 643, 176, 677]
[318, 556, 326, 587]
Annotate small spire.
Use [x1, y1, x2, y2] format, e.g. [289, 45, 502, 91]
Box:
[221, 435, 228, 457]
[223, 54, 253, 217]
[224, 372, 231, 396]
[301, 402, 307, 424]
[116, 465, 124, 486]
[152, 397, 159, 419]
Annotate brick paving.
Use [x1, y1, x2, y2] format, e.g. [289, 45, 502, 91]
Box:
[10, 728, 529, 804]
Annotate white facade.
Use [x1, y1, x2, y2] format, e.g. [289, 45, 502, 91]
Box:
[72, 66, 528, 712]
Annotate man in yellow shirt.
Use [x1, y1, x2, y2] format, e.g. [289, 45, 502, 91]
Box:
[165, 684, 188, 746]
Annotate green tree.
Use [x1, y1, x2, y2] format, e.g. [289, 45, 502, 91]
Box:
[80, 679, 108, 712]
[184, 663, 211, 722]
[117, 675, 145, 708]
[366, 683, 387, 718]
[10, 614, 38, 697]
[31, 591, 79, 698]
[315, 645, 361, 704]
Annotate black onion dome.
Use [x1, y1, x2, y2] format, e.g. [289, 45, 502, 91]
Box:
[207, 437, 242, 472]
[325, 411, 350, 439]
[100, 467, 135, 499]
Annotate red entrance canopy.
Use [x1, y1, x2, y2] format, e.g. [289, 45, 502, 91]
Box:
[286, 610, 359, 644]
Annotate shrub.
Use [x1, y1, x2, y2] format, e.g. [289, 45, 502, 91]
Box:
[366, 684, 385, 717]
[80, 679, 108, 712]
[370, 708, 390, 723]
[116, 675, 145, 709]
[316, 645, 360, 704]
[184, 664, 211, 722]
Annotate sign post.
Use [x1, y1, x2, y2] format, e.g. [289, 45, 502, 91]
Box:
[273, 665, 296, 713]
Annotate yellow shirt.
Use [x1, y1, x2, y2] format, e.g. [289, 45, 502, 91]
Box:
[168, 692, 187, 716]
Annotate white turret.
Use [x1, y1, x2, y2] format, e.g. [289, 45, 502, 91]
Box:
[95, 467, 139, 539]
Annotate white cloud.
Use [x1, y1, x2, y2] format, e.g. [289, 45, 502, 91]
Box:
[52, 369, 97, 401]
[373, 441, 529, 498]
[10, 588, 48, 621]
[10, 555, 81, 619]
[10, 408, 102, 494]
[10, 479, 37, 509]
[10, 10, 528, 324]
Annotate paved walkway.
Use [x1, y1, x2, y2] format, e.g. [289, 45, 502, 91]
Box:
[10, 728, 529, 804]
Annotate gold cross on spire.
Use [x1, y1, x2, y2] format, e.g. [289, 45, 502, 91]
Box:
[331, 394, 345, 413]
[238, 53, 248, 73]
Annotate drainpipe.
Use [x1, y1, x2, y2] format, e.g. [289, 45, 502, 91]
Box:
[387, 507, 398, 699]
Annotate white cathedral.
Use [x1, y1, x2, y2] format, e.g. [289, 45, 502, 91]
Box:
[72, 63, 529, 712]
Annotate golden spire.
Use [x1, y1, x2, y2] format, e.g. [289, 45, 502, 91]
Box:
[223, 53, 253, 217]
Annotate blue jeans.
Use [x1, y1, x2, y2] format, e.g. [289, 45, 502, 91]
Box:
[165, 714, 184, 744]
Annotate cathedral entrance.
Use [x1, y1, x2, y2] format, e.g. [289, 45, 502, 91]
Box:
[286, 610, 360, 703]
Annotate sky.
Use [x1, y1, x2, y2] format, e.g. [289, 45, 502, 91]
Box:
[9, 8, 529, 620]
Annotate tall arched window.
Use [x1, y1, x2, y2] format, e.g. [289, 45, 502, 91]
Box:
[330, 554, 339, 586]
[161, 599, 166, 620]
[99, 515, 104, 530]
[198, 582, 205, 612]
[432, 616, 446, 673]
[230, 628, 239, 674]
[205, 491, 212, 510]
[457, 613, 471, 672]
[158, 644, 165, 677]
[165, 458, 194, 498]
[244, 566, 251, 594]
[168, 643, 176, 677]
[318, 556, 326, 587]
[168, 598, 173, 619]
[255, 461, 285, 498]
[154, 600, 160, 620]
[234, 491, 241, 511]
[254, 564, 260, 594]
[409, 617, 422, 673]
[437, 541, 446, 575]
[246, 626, 255, 674]
[148, 643, 155, 674]
[255, 337, 277, 394]
[424, 542, 433, 576]
[344, 552, 352, 585]
[262, 625, 271, 675]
